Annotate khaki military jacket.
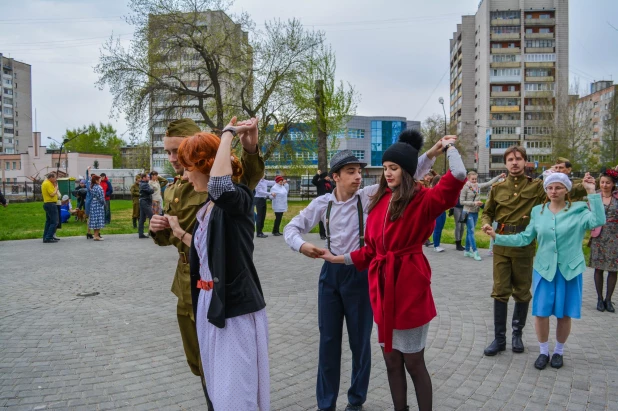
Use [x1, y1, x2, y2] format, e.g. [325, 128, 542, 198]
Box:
[151, 148, 264, 307]
[130, 182, 140, 200]
[481, 174, 588, 257]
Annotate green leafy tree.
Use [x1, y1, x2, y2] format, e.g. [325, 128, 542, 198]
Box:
[422, 114, 457, 174]
[64, 123, 125, 168]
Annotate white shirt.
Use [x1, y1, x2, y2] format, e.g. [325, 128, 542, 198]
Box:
[284, 153, 435, 255]
[255, 179, 275, 198]
[269, 183, 289, 212]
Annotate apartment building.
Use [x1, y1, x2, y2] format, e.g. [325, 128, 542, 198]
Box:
[264, 115, 421, 177]
[148, 11, 250, 172]
[1, 54, 32, 155]
[450, 0, 568, 173]
[575, 80, 617, 144]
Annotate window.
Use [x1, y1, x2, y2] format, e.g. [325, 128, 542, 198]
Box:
[4, 162, 8, 170]
[524, 53, 555, 62]
[12, 161, 16, 170]
[525, 83, 554, 91]
[351, 150, 365, 160]
[525, 141, 552, 149]
[525, 68, 552, 77]
[491, 155, 505, 163]
[491, 26, 520, 34]
[3, 88, 13, 95]
[3, 78, 12, 86]
[491, 98, 520, 107]
[295, 152, 318, 161]
[3, 128, 14, 134]
[491, 113, 520, 120]
[491, 54, 520, 63]
[493, 127, 518, 135]
[525, 40, 555, 48]
[491, 68, 521, 77]
[491, 141, 519, 149]
[528, 155, 550, 162]
[347, 129, 365, 139]
[491, 10, 520, 20]
[523, 126, 552, 135]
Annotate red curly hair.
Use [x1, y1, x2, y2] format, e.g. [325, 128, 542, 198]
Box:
[177, 132, 243, 179]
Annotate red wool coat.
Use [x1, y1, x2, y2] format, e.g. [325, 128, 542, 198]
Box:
[350, 171, 466, 352]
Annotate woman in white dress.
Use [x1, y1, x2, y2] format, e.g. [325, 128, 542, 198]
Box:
[165, 117, 270, 411]
[149, 171, 163, 215]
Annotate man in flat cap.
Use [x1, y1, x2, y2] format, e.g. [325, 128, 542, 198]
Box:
[148, 117, 264, 408]
[284, 136, 451, 411]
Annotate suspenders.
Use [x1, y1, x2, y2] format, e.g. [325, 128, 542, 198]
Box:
[325, 196, 365, 255]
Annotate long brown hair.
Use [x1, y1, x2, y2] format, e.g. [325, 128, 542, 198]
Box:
[368, 169, 418, 221]
[90, 174, 100, 189]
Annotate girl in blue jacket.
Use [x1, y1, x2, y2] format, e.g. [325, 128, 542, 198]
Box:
[484, 171, 603, 371]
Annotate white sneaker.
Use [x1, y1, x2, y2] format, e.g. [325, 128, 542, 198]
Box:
[434, 247, 445, 252]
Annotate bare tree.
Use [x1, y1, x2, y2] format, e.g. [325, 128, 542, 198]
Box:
[95, 0, 324, 158]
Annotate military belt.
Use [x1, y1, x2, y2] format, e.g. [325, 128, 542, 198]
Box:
[178, 251, 188, 265]
[497, 223, 527, 234]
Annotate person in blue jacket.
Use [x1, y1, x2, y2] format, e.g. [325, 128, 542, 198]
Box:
[484, 171, 603, 370]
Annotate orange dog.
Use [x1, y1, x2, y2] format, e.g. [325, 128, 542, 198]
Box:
[75, 209, 87, 222]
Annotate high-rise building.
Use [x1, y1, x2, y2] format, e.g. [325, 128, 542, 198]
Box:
[148, 11, 250, 172]
[450, 0, 568, 173]
[1, 54, 32, 155]
[575, 80, 618, 160]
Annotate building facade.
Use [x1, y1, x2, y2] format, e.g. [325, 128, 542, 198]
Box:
[450, 0, 568, 173]
[0, 132, 112, 185]
[576, 80, 617, 145]
[148, 11, 250, 172]
[264, 115, 421, 176]
[1, 54, 32, 155]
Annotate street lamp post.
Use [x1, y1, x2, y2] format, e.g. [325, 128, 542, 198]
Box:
[438, 97, 448, 174]
[48, 130, 87, 176]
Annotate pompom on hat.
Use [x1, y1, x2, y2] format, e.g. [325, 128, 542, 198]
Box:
[381, 129, 424, 178]
[542, 170, 572, 192]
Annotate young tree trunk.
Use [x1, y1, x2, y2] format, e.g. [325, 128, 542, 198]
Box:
[315, 80, 328, 171]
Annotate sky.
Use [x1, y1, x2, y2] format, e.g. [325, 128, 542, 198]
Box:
[2, 0, 617, 146]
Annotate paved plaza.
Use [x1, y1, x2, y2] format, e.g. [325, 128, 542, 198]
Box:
[1, 234, 617, 410]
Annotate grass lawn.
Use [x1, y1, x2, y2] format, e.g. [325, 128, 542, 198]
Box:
[0, 200, 591, 260]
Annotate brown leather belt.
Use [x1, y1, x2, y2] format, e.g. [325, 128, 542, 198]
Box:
[497, 223, 527, 234]
[178, 251, 188, 264]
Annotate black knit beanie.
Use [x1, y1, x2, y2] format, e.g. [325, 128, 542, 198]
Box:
[381, 129, 423, 178]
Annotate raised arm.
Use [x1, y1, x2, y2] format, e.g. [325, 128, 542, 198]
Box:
[478, 173, 505, 190]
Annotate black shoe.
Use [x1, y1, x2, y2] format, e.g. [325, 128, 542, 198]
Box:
[86, 233, 94, 239]
[320, 236, 327, 240]
[534, 354, 549, 370]
[345, 404, 363, 411]
[272, 232, 282, 236]
[43, 239, 57, 243]
[605, 300, 615, 313]
[53, 236, 61, 241]
[139, 234, 149, 239]
[550, 353, 563, 369]
[484, 300, 508, 356]
[597, 298, 606, 312]
[424, 240, 431, 247]
[256, 233, 268, 238]
[455, 240, 465, 251]
[512, 301, 529, 353]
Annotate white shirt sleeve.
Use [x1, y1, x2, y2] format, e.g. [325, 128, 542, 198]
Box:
[283, 196, 327, 252]
[414, 153, 435, 180]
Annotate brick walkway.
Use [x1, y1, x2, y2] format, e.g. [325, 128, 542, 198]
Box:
[1, 234, 616, 410]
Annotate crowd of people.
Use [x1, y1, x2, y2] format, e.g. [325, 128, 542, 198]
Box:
[31, 113, 618, 410]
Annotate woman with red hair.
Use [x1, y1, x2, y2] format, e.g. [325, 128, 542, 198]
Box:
[165, 118, 270, 410]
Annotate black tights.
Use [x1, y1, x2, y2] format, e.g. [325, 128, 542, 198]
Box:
[381, 347, 432, 411]
[594, 269, 617, 301]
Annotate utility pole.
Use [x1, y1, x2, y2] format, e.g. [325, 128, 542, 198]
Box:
[315, 79, 328, 172]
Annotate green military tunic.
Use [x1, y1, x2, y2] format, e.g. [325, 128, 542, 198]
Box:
[151, 148, 264, 376]
[130, 181, 140, 219]
[481, 174, 588, 302]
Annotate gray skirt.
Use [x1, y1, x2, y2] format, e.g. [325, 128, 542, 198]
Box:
[380, 323, 430, 353]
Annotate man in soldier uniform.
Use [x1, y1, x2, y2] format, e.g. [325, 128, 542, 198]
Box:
[481, 146, 589, 356]
[148, 118, 264, 408]
[130, 175, 140, 229]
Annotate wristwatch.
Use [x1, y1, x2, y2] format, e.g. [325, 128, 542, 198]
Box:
[442, 143, 455, 152]
[222, 126, 237, 137]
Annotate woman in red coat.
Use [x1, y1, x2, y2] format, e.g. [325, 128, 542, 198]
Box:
[321, 131, 466, 411]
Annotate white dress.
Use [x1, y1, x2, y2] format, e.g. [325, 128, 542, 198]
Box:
[194, 202, 270, 411]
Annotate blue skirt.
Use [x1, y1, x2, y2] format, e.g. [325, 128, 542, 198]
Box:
[532, 268, 582, 319]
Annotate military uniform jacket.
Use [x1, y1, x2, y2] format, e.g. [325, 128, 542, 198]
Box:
[151, 148, 264, 307]
[130, 182, 140, 200]
[481, 174, 588, 257]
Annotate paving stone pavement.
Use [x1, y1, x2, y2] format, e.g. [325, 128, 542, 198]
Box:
[1, 234, 617, 411]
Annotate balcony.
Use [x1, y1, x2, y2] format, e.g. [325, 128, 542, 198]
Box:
[490, 148, 510, 155]
[525, 32, 554, 40]
[525, 47, 555, 53]
[490, 62, 522, 69]
[525, 62, 554, 68]
[153, 153, 168, 159]
[491, 33, 521, 41]
[491, 106, 521, 113]
[525, 18, 555, 25]
[491, 47, 521, 54]
[152, 127, 167, 134]
[525, 76, 554, 82]
[491, 91, 520, 98]
[524, 90, 554, 98]
[3, 132, 14, 138]
[490, 75, 522, 83]
[491, 133, 521, 140]
[491, 162, 507, 169]
[524, 120, 550, 126]
[491, 120, 521, 127]
[525, 105, 554, 112]
[491, 18, 521, 26]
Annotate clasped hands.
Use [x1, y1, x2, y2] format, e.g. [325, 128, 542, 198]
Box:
[222, 116, 259, 154]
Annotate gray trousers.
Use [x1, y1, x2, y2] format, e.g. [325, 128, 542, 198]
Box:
[452, 207, 466, 242]
[138, 199, 153, 236]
